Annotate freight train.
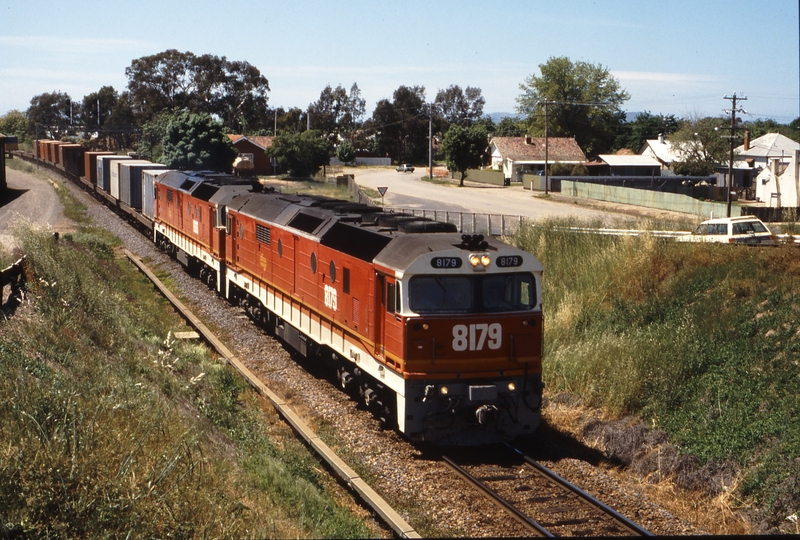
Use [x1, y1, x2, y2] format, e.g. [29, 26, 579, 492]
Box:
[26, 142, 545, 445]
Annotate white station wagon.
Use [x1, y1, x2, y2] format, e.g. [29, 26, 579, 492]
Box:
[680, 216, 775, 245]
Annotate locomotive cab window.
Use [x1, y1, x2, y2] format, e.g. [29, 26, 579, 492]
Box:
[409, 273, 536, 314]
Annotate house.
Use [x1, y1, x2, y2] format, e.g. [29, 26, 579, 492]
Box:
[595, 154, 661, 176]
[227, 134, 276, 176]
[639, 134, 683, 171]
[755, 150, 800, 207]
[735, 131, 800, 168]
[489, 135, 586, 182]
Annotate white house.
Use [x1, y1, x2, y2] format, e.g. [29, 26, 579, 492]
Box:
[755, 150, 800, 207]
[489, 135, 586, 182]
[639, 134, 683, 170]
[735, 132, 800, 168]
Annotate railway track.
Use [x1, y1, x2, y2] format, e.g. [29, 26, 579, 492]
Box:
[442, 444, 652, 537]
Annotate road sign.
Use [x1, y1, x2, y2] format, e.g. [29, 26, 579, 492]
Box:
[377, 186, 388, 196]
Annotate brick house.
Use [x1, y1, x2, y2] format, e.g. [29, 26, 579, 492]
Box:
[227, 135, 276, 176]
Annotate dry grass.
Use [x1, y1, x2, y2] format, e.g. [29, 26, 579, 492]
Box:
[543, 398, 753, 535]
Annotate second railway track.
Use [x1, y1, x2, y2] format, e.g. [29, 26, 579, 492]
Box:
[442, 444, 653, 537]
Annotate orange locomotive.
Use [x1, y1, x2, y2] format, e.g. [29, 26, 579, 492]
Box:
[153, 171, 544, 444]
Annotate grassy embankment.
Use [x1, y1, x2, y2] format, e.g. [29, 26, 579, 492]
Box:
[512, 218, 800, 534]
[0, 171, 378, 537]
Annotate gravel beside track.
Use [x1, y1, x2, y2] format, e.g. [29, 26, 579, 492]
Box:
[59, 174, 704, 537]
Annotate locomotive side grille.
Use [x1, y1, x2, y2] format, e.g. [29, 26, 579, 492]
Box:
[353, 297, 360, 326]
[256, 224, 271, 245]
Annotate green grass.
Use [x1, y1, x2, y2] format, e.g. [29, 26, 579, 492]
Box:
[512, 218, 800, 531]
[0, 222, 375, 538]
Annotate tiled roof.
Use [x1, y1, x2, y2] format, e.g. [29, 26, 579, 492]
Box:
[227, 134, 274, 150]
[490, 136, 586, 162]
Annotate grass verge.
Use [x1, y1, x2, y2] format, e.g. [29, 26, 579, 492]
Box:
[0, 220, 377, 538]
[512, 218, 800, 534]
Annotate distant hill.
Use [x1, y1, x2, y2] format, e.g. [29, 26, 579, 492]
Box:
[485, 112, 519, 123]
[486, 111, 644, 123]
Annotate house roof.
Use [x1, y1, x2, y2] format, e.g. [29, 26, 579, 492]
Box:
[490, 136, 586, 163]
[640, 138, 683, 164]
[598, 154, 661, 167]
[735, 133, 800, 159]
[227, 134, 274, 151]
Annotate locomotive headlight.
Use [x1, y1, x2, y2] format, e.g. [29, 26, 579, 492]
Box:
[422, 323, 429, 330]
[440, 386, 449, 396]
[469, 255, 481, 267]
[507, 382, 516, 392]
[480, 254, 491, 267]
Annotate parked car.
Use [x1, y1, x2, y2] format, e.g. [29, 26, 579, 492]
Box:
[679, 216, 774, 245]
[396, 164, 415, 173]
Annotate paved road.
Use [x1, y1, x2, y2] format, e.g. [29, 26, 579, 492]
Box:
[348, 167, 621, 221]
[0, 165, 69, 251]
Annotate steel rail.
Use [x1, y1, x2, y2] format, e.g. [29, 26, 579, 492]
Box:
[506, 444, 653, 537]
[123, 249, 420, 539]
[441, 455, 554, 537]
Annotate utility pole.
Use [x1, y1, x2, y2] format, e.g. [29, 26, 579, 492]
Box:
[543, 100, 549, 195]
[723, 93, 747, 217]
[428, 103, 433, 180]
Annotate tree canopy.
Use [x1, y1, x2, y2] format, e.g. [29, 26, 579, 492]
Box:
[308, 83, 366, 144]
[26, 91, 74, 138]
[516, 56, 629, 157]
[267, 130, 331, 177]
[160, 111, 238, 172]
[366, 85, 429, 164]
[125, 50, 269, 132]
[670, 115, 729, 176]
[616, 111, 679, 152]
[434, 85, 485, 128]
[441, 124, 488, 186]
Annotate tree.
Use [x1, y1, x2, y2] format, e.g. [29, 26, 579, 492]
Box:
[516, 56, 629, 157]
[26, 91, 74, 138]
[308, 83, 366, 144]
[494, 116, 525, 137]
[160, 111, 238, 172]
[0, 110, 29, 142]
[267, 130, 331, 177]
[336, 141, 356, 164]
[82, 86, 119, 127]
[670, 115, 729, 176]
[441, 124, 488, 186]
[125, 50, 269, 130]
[368, 85, 428, 164]
[617, 111, 679, 152]
[434, 85, 485, 128]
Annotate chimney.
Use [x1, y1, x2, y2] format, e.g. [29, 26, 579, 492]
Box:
[525, 135, 531, 145]
[658, 133, 664, 144]
[744, 130, 750, 151]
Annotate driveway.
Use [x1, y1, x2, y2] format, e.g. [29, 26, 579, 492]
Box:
[346, 166, 684, 223]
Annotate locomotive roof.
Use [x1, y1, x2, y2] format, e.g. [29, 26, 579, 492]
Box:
[224, 191, 538, 270]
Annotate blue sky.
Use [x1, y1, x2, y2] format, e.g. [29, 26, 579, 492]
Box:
[1, 0, 798, 122]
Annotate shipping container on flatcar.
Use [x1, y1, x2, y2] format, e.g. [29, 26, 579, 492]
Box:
[110, 159, 150, 200]
[83, 151, 114, 186]
[142, 169, 173, 220]
[58, 144, 85, 178]
[97, 155, 133, 193]
[118, 162, 168, 210]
